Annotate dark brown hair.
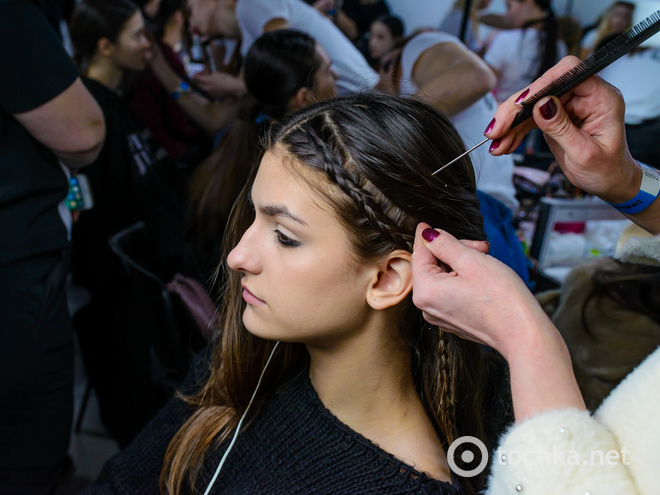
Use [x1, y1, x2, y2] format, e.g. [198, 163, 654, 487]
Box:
[162, 92, 488, 493]
[520, 0, 559, 81]
[70, 0, 140, 70]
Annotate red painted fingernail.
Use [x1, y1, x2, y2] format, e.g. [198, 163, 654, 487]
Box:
[484, 118, 496, 135]
[540, 98, 557, 120]
[422, 228, 440, 243]
[515, 88, 530, 104]
[489, 138, 501, 153]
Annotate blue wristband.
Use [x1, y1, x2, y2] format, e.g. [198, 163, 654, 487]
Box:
[170, 80, 191, 101]
[607, 163, 660, 214]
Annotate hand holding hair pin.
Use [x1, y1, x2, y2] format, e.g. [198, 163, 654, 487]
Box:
[432, 9, 660, 176]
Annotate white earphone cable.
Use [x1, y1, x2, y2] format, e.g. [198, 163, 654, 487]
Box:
[202, 341, 281, 495]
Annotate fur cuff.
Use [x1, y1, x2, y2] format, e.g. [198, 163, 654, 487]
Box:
[486, 409, 638, 494]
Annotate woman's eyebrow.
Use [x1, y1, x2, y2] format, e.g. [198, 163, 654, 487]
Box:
[259, 204, 308, 226]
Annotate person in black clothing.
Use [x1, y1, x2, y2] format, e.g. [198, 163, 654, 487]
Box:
[69, 0, 188, 448]
[0, 0, 105, 492]
[87, 93, 492, 494]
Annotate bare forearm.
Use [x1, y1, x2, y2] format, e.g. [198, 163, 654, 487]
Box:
[504, 312, 586, 422]
[601, 159, 660, 235]
[415, 62, 495, 116]
[151, 59, 238, 134]
[54, 136, 104, 167]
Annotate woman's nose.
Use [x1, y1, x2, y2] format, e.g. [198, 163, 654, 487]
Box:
[227, 226, 261, 274]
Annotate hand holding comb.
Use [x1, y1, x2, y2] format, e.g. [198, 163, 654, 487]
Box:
[433, 9, 660, 176]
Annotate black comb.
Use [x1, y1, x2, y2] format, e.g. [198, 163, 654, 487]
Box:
[433, 10, 660, 175]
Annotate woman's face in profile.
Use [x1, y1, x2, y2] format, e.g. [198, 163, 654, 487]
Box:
[227, 150, 375, 346]
[309, 43, 338, 103]
[505, 0, 532, 28]
[109, 11, 151, 72]
[374, 49, 400, 96]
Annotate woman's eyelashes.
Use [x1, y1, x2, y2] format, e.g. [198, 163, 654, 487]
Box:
[274, 229, 300, 247]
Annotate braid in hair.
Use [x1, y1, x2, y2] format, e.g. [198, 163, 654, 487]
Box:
[275, 112, 415, 256]
[266, 93, 489, 493]
[437, 330, 459, 445]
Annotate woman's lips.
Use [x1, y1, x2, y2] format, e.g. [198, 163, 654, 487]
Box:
[242, 287, 265, 305]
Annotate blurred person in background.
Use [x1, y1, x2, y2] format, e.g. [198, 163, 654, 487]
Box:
[0, 0, 105, 492]
[70, 0, 189, 448]
[186, 0, 378, 96]
[129, 0, 214, 168]
[185, 29, 338, 285]
[484, 0, 567, 103]
[580, 1, 634, 59]
[368, 14, 404, 68]
[597, 10, 660, 170]
[440, 0, 492, 54]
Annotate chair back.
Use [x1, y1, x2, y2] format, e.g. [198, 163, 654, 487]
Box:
[109, 222, 191, 381]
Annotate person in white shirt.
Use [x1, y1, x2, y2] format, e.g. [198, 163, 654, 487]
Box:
[598, 40, 660, 169]
[380, 30, 518, 212]
[187, 0, 379, 96]
[484, 0, 567, 103]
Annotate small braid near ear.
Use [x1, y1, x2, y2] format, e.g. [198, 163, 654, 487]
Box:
[291, 112, 413, 250]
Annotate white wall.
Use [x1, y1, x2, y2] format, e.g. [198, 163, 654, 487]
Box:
[386, 0, 454, 35]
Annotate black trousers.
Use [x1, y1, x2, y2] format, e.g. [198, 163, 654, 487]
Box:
[0, 249, 73, 495]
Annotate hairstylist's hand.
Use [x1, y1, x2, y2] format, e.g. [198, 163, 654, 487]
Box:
[412, 223, 586, 419]
[411, 223, 550, 361]
[486, 56, 640, 205]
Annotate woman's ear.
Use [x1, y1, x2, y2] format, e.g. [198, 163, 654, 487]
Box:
[366, 250, 413, 310]
[96, 37, 115, 58]
[287, 86, 312, 113]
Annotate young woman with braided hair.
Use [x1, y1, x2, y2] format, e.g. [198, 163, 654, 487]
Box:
[86, 92, 492, 495]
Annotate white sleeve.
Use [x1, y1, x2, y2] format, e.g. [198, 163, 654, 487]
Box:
[581, 30, 598, 52]
[485, 409, 640, 495]
[236, 0, 292, 56]
[483, 31, 512, 73]
[594, 348, 660, 495]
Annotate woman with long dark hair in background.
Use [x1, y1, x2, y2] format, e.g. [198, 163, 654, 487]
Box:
[69, 0, 189, 447]
[484, 0, 567, 103]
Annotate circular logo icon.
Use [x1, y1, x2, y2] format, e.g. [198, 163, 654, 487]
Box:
[447, 436, 489, 478]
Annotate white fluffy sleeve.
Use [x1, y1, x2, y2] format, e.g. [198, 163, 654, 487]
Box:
[485, 408, 639, 495]
[485, 346, 660, 495]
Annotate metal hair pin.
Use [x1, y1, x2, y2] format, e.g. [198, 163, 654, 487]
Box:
[432, 137, 488, 175]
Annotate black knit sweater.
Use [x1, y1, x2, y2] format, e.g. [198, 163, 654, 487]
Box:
[86, 348, 465, 494]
